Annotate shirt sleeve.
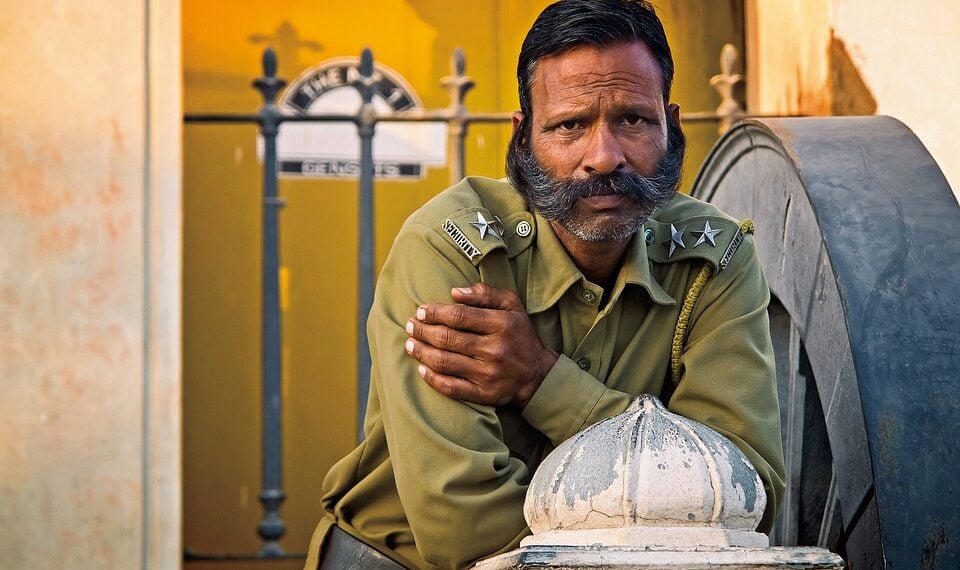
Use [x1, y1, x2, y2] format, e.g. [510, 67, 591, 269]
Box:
[521, 356, 634, 446]
[667, 235, 787, 533]
[369, 221, 531, 569]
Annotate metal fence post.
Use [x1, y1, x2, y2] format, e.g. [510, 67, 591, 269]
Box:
[252, 47, 288, 557]
[353, 49, 377, 438]
[441, 49, 475, 186]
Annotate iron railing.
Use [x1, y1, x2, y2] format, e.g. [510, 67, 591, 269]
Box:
[183, 43, 748, 560]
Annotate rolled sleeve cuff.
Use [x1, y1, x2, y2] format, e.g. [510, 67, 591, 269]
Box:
[521, 355, 608, 445]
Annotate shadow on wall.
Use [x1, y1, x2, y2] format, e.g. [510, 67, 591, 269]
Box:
[828, 32, 877, 116]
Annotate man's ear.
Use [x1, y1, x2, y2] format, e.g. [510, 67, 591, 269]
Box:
[668, 103, 681, 126]
[512, 111, 525, 133]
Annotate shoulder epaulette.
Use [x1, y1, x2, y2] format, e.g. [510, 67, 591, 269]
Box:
[436, 207, 535, 266]
[646, 216, 752, 271]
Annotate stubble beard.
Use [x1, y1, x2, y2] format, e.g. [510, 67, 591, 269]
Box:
[507, 116, 686, 243]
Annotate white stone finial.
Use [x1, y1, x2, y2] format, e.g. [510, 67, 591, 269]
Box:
[473, 395, 846, 569]
[522, 395, 767, 548]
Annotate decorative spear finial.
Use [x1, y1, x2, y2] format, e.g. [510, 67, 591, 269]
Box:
[252, 47, 287, 105]
[354, 47, 377, 106]
[709, 43, 745, 134]
[441, 48, 475, 113]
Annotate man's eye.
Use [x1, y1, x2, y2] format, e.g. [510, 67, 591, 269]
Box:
[623, 114, 643, 125]
[558, 120, 580, 131]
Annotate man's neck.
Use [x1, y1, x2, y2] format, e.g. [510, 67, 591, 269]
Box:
[549, 220, 631, 291]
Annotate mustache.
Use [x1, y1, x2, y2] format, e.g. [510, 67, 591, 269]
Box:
[531, 170, 675, 222]
[513, 146, 684, 222]
[560, 170, 670, 199]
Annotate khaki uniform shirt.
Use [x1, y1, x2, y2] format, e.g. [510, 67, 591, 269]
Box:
[307, 177, 786, 570]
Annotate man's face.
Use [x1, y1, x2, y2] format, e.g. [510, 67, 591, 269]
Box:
[512, 41, 683, 242]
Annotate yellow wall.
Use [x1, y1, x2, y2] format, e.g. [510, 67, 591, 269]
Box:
[183, 0, 743, 558]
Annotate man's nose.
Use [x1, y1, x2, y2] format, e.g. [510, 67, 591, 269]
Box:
[582, 125, 626, 176]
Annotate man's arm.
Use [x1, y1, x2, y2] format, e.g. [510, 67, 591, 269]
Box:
[369, 222, 536, 568]
[408, 284, 637, 448]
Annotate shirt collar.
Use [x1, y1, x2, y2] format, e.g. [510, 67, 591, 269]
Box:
[525, 213, 676, 314]
[616, 226, 676, 306]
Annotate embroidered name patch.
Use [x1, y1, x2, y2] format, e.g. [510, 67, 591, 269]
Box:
[719, 229, 744, 270]
[443, 219, 481, 260]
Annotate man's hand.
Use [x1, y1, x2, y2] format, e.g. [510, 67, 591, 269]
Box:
[404, 282, 558, 408]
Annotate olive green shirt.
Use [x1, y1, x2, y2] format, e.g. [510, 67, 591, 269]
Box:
[307, 176, 785, 570]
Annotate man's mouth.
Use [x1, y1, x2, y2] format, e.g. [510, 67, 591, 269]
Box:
[580, 193, 628, 208]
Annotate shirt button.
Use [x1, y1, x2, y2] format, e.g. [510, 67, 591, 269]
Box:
[644, 228, 655, 245]
[577, 357, 591, 371]
[581, 290, 597, 303]
[516, 220, 532, 237]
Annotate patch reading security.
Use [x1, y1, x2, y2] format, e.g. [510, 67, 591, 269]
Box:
[443, 219, 481, 260]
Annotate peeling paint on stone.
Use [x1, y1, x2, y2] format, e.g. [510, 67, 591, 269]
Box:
[524, 395, 766, 535]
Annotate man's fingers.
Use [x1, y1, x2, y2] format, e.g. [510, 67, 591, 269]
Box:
[407, 320, 481, 355]
[415, 302, 500, 334]
[405, 337, 480, 378]
[450, 282, 524, 311]
[416, 364, 488, 404]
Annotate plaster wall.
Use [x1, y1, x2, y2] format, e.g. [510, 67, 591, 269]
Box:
[0, 0, 182, 568]
[747, 0, 959, 200]
[830, 0, 960, 200]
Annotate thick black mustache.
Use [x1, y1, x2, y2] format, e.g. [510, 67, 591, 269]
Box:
[565, 171, 653, 199]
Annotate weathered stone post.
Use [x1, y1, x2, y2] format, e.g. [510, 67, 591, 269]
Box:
[474, 395, 845, 569]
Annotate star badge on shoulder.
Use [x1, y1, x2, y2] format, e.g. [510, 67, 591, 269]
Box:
[470, 212, 502, 240]
[691, 220, 723, 247]
[666, 224, 686, 257]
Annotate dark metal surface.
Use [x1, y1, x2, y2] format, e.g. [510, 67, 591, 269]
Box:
[354, 49, 377, 439]
[692, 116, 960, 568]
[252, 47, 288, 557]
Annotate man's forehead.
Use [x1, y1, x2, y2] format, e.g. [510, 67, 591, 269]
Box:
[528, 42, 665, 102]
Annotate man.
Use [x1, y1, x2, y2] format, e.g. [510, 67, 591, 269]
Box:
[306, 1, 785, 568]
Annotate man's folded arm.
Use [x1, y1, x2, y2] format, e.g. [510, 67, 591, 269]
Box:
[371, 222, 532, 568]
[521, 355, 635, 446]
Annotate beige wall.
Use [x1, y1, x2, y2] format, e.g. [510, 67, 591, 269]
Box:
[0, 0, 182, 568]
[831, 0, 960, 199]
[747, 0, 960, 199]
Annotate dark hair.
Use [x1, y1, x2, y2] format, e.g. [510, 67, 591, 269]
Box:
[516, 0, 675, 119]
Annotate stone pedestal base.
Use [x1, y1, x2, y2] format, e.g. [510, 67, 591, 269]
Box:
[473, 544, 845, 569]
[522, 526, 770, 548]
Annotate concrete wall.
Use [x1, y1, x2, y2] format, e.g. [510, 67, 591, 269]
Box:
[746, 0, 960, 200]
[0, 0, 182, 568]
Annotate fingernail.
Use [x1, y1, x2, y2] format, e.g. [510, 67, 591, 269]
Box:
[456, 287, 471, 295]
[405, 320, 414, 334]
[416, 307, 426, 320]
[417, 364, 426, 377]
[405, 339, 415, 353]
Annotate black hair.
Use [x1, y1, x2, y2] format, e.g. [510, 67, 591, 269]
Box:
[516, 0, 675, 120]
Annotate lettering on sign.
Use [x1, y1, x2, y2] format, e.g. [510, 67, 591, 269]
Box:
[260, 57, 446, 180]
